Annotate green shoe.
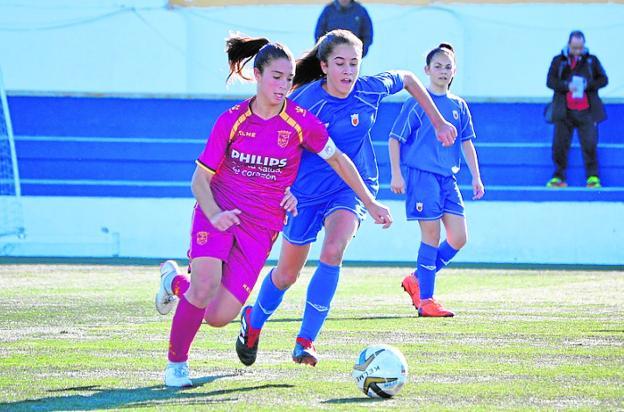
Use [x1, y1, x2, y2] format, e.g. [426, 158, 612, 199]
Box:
[586, 176, 602, 188]
[546, 177, 567, 188]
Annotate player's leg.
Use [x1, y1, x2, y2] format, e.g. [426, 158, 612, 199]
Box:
[220, 224, 285, 367]
[417, 219, 442, 302]
[436, 175, 467, 273]
[164, 207, 235, 387]
[237, 205, 322, 366]
[155, 260, 191, 315]
[165, 256, 223, 387]
[294, 207, 360, 366]
[400, 169, 442, 310]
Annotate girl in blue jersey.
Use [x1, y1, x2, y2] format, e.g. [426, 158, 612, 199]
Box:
[236, 30, 457, 367]
[389, 43, 485, 317]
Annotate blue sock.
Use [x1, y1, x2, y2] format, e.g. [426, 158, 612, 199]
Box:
[417, 242, 438, 300]
[250, 269, 285, 330]
[436, 240, 459, 272]
[298, 262, 340, 342]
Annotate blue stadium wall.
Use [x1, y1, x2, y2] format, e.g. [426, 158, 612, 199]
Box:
[4, 95, 624, 266]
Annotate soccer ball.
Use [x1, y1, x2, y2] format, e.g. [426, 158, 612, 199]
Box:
[351, 344, 408, 398]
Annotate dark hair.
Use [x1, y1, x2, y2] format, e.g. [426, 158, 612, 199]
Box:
[425, 43, 456, 89]
[425, 42, 455, 66]
[568, 30, 585, 43]
[225, 34, 293, 82]
[292, 29, 363, 91]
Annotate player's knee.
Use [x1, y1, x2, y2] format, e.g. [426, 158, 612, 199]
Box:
[421, 231, 441, 246]
[187, 273, 220, 304]
[448, 232, 467, 250]
[273, 269, 299, 289]
[204, 315, 230, 328]
[319, 241, 347, 265]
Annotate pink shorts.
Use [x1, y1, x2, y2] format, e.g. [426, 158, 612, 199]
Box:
[188, 205, 279, 304]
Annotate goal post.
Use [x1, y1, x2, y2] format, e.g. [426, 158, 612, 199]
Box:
[0, 66, 25, 241]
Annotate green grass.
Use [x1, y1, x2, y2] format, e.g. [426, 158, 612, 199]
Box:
[0, 264, 622, 411]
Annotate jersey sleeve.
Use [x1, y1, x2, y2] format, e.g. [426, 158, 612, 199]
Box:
[459, 100, 476, 142]
[389, 98, 422, 143]
[359, 71, 405, 97]
[301, 112, 330, 154]
[196, 113, 230, 173]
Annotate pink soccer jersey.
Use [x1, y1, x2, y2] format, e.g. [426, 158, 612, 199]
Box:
[196, 98, 330, 231]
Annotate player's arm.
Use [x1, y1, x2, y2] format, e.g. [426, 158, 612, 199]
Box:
[388, 138, 405, 194]
[461, 140, 485, 200]
[191, 165, 241, 230]
[399, 71, 456, 147]
[318, 138, 392, 228]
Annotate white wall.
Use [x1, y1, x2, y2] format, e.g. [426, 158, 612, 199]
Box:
[1, 1, 623, 98]
[3, 197, 623, 265]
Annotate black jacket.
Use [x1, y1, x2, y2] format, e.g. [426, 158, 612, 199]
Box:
[546, 47, 608, 123]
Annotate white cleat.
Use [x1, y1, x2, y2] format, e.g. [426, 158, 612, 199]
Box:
[155, 260, 179, 315]
[164, 362, 192, 387]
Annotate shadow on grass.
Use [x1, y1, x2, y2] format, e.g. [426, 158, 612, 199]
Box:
[269, 314, 415, 323]
[0, 375, 295, 411]
[321, 396, 387, 405]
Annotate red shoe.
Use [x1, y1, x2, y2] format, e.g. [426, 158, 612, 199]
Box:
[418, 298, 455, 317]
[401, 273, 420, 309]
[292, 337, 318, 367]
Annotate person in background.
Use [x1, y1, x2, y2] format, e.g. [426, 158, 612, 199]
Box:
[315, 0, 373, 57]
[546, 30, 608, 188]
[390, 43, 484, 318]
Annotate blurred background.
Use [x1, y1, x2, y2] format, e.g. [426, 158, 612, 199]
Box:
[0, 0, 622, 265]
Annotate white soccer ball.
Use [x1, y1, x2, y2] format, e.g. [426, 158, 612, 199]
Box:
[351, 344, 408, 398]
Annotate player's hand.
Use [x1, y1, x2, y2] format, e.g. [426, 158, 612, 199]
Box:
[472, 177, 485, 200]
[435, 120, 457, 147]
[280, 186, 298, 217]
[390, 174, 406, 194]
[365, 200, 393, 229]
[210, 209, 241, 231]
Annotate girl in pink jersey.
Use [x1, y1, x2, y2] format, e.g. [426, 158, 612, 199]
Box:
[154, 35, 393, 387]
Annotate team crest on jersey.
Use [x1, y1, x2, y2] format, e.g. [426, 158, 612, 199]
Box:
[351, 113, 359, 127]
[452, 110, 459, 120]
[277, 130, 291, 148]
[416, 202, 424, 212]
[196, 231, 209, 245]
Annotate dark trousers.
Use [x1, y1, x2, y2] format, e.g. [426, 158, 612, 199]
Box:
[552, 109, 599, 180]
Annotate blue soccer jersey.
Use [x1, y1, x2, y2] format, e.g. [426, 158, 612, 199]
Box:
[289, 71, 405, 204]
[389, 91, 475, 176]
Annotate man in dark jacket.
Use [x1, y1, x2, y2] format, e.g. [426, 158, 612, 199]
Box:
[314, 0, 373, 57]
[546, 30, 608, 188]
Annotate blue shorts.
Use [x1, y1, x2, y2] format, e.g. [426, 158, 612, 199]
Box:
[405, 168, 464, 221]
[282, 189, 367, 245]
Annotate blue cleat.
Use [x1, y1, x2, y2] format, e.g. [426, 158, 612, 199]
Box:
[292, 337, 318, 367]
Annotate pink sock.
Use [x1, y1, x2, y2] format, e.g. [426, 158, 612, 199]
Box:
[168, 295, 204, 362]
[172, 275, 190, 297]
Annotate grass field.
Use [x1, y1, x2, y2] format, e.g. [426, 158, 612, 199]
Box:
[0, 264, 622, 411]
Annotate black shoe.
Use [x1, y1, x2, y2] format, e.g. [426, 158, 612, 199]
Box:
[235, 305, 261, 366]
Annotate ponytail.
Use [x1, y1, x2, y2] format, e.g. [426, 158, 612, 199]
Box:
[292, 47, 324, 91]
[225, 34, 293, 83]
